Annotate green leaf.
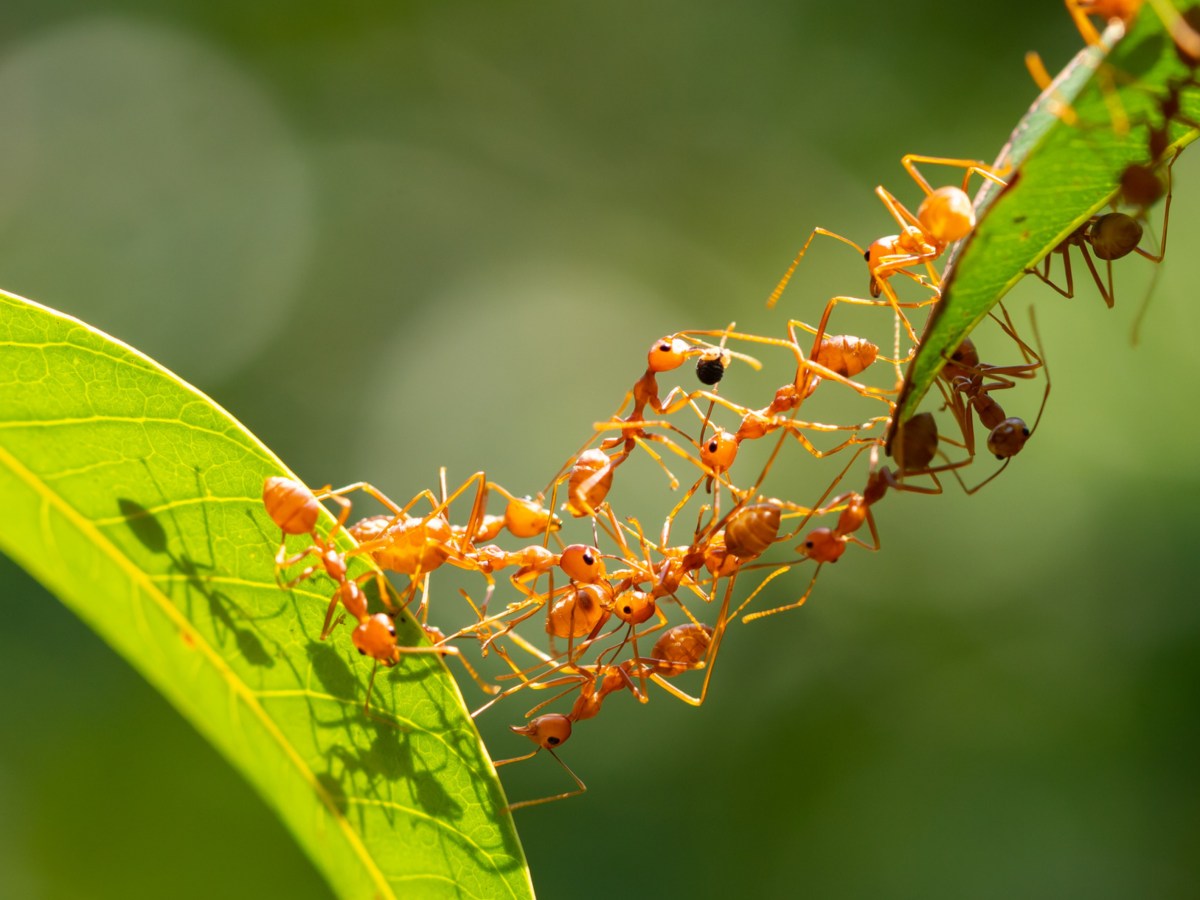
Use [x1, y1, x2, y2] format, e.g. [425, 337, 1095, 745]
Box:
[893, 8, 1200, 429]
[0, 289, 533, 900]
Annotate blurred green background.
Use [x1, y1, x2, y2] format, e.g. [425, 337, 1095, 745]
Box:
[2, 2, 1198, 898]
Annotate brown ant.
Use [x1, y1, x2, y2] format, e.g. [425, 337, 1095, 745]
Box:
[938, 307, 1051, 492]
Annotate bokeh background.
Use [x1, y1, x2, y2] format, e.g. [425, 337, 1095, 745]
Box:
[1, 2, 1198, 898]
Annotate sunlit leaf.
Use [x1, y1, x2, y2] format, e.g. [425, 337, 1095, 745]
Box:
[892, 8, 1200, 431]
[0, 289, 533, 900]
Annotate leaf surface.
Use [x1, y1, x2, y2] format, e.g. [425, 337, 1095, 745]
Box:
[0, 289, 533, 900]
[893, 9, 1200, 431]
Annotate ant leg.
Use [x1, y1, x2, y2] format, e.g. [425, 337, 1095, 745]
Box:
[1028, 245, 1077, 299]
[497, 749, 587, 813]
[1025, 50, 1080, 125]
[742, 565, 822, 623]
[767, 227, 868, 309]
[899, 154, 1007, 195]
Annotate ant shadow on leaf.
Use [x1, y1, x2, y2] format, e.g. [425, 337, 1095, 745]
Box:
[116, 467, 279, 668]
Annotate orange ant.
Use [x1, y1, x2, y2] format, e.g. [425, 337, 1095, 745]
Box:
[677, 326, 898, 412]
[262, 476, 359, 586]
[735, 426, 968, 624]
[569, 331, 760, 500]
[492, 647, 679, 811]
[345, 470, 559, 616]
[459, 543, 614, 664]
[261, 477, 481, 711]
[494, 714, 587, 812]
[770, 156, 1007, 347]
[740, 495, 879, 624]
[868, 156, 1008, 305]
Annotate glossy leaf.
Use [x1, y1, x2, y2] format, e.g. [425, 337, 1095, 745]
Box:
[893, 8, 1200, 431]
[0, 289, 533, 900]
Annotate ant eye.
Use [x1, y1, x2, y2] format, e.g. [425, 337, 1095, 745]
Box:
[357, 648, 366, 656]
[805, 541, 814, 549]
[862, 249, 870, 261]
[995, 453, 1004, 460]
[708, 439, 719, 452]
[547, 736, 560, 745]
[1022, 427, 1031, 436]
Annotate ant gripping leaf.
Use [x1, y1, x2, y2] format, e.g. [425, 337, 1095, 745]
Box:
[890, 6, 1200, 443]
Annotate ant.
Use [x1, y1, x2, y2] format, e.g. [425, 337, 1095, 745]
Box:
[769, 156, 1007, 347]
[572, 330, 760, 500]
[494, 714, 587, 812]
[679, 326, 898, 411]
[937, 306, 1051, 492]
[346, 470, 559, 618]
[1028, 211, 1160, 308]
[261, 476, 481, 712]
[736, 421, 970, 624]
[1029, 120, 1179, 313]
[262, 476, 360, 586]
[491, 627, 710, 811]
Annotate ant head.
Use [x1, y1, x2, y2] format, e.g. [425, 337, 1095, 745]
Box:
[352, 613, 398, 665]
[801, 527, 845, 564]
[559, 544, 606, 583]
[647, 336, 691, 373]
[701, 428, 739, 474]
[512, 714, 573, 750]
[865, 234, 899, 273]
[918, 185, 975, 244]
[1090, 212, 1143, 261]
[695, 347, 731, 385]
[614, 589, 656, 625]
[986, 417, 1031, 459]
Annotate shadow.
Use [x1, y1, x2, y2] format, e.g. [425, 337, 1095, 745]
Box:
[117, 471, 277, 669]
